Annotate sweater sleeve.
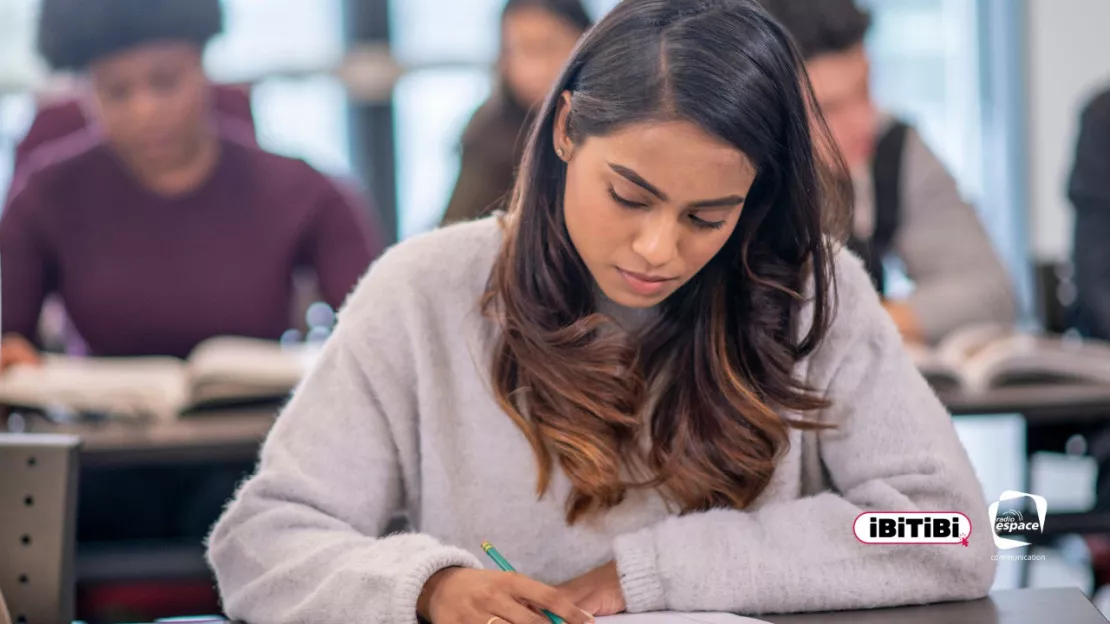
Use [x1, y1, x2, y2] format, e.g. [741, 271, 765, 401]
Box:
[0, 180, 56, 343]
[611, 251, 996, 615]
[893, 129, 1016, 343]
[301, 176, 383, 309]
[206, 247, 482, 624]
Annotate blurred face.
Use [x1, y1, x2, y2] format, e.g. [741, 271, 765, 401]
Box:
[553, 95, 756, 308]
[88, 41, 211, 171]
[501, 6, 582, 109]
[805, 43, 877, 172]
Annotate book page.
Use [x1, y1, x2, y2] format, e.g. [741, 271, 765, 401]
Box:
[963, 333, 1110, 391]
[934, 322, 1012, 368]
[0, 354, 189, 420]
[185, 337, 318, 406]
[598, 614, 771, 623]
[903, 342, 964, 391]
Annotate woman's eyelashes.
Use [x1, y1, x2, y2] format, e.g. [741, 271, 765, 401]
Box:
[607, 186, 727, 231]
[690, 215, 727, 230]
[608, 186, 647, 208]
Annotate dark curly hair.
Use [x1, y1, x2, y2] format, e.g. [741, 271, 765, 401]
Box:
[753, 0, 871, 60]
[37, 0, 224, 71]
[483, 0, 851, 524]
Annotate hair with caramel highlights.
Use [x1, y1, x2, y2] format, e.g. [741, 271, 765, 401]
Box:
[482, 0, 851, 524]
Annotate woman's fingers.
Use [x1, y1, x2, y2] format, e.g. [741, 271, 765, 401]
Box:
[488, 596, 553, 624]
[507, 574, 594, 624]
[421, 567, 594, 624]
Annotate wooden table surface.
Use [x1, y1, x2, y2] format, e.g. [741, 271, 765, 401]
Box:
[7, 382, 1110, 468]
[11, 407, 277, 467]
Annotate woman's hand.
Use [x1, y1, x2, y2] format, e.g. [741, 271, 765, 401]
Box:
[0, 334, 41, 371]
[882, 300, 924, 345]
[557, 561, 626, 617]
[418, 567, 594, 624]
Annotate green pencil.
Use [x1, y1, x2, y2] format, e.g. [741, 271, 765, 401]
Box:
[481, 541, 566, 624]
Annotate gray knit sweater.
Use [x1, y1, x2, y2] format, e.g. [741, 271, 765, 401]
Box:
[207, 216, 996, 623]
[852, 117, 1016, 344]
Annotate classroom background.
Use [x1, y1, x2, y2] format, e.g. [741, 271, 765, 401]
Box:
[2, 0, 1110, 622]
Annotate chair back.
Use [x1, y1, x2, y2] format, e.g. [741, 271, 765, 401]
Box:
[0, 434, 81, 624]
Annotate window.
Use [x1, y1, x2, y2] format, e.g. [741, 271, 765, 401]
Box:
[0, 0, 44, 201]
[862, 0, 984, 204]
[389, 0, 501, 66]
[393, 69, 491, 238]
[207, 0, 351, 175]
[388, 0, 501, 239]
[0, 0, 44, 89]
[862, 0, 1031, 312]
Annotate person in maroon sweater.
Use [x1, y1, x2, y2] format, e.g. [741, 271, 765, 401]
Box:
[8, 82, 258, 204]
[1, 0, 382, 366]
[0, 2, 384, 598]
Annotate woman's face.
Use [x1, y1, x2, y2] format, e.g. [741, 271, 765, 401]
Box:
[88, 41, 211, 172]
[805, 43, 877, 173]
[554, 96, 757, 309]
[501, 6, 583, 110]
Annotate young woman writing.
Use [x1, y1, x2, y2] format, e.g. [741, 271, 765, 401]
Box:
[208, 1, 995, 622]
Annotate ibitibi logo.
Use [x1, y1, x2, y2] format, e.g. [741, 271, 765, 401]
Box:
[852, 512, 971, 546]
[989, 490, 1047, 550]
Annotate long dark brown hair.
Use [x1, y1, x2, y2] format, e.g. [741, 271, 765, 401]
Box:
[483, 0, 852, 524]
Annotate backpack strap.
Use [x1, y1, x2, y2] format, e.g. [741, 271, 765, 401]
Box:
[850, 119, 910, 296]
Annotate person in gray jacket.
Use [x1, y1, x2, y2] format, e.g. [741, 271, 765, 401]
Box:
[757, 0, 1015, 345]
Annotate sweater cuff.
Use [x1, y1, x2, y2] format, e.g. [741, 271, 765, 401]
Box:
[613, 530, 667, 612]
[391, 546, 484, 623]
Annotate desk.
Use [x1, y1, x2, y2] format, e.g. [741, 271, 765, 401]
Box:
[4, 408, 277, 585]
[7, 386, 1110, 587]
[764, 587, 1106, 623]
[940, 383, 1110, 423]
[5, 384, 1110, 468]
[12, 408, 277, 468]
[940, 384, 1110, 543]
[219, 589, 1102, 624]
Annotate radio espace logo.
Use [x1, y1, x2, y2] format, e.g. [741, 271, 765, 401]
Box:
[853, 512, 971, 546]
[989, 490, 1047, 550]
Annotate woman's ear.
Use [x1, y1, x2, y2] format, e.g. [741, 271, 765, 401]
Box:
[552, 90, 574, 161]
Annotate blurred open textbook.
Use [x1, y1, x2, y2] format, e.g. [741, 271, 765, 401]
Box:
[0, 336, 317, 420]
[905, 324, 1110, 393]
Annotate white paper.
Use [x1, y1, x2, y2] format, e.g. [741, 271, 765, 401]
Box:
[597, 613, 771, 623]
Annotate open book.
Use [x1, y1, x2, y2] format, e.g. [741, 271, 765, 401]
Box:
[906, 324, 1110, 393]
[0, 336, 318, 420]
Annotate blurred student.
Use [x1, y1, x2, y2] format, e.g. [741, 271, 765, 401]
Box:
[209, 1, 993, 621]
[756, 0, 1015, 345]
[0, 0, 382, 369]
[1071, 87, 1110, 341]
[439, 0, 592, 226]
[1068, 86, 1110, 590]
[8, 83, 257, 203]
